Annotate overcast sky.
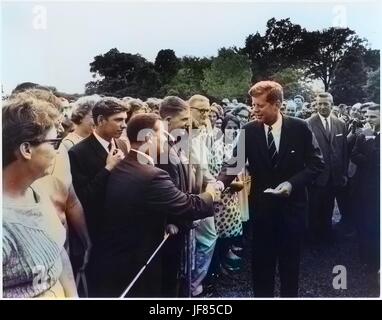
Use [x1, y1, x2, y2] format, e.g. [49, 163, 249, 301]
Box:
[2, 0, 381, 94]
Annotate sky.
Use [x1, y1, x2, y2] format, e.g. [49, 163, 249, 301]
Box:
[1, 0, 381, 94]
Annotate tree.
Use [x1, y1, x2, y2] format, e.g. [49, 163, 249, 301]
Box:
[154, 49, 180, 86]
[165, 68, 204, 99]
[244, 18, 307, 82]
[304, 28, 366, 91]
[270, 68, 314, 101]
[364, 68, 380, 103]
[330, 46, 368, 105]
[363, 49, 380, 72]
[164, 56, 212, 99]
[201, 48, 252, 101]
[85, 48, 161, 99]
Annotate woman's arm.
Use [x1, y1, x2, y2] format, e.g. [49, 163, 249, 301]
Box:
[59, 249, 78, 298]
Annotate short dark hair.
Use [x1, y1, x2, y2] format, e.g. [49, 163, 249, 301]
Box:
[367, 104, 380, 112]
[221, 114, 241, 133]
[126, 113, 162, 143]
[316, 92, 333, 104]
[3, 96, 55, 167]
[231, 104, 250, 117]
[92, 97, 128, 125]
[159, 96, 188, 119]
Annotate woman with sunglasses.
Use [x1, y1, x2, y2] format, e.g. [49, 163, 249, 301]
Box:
[2, 95, 78, 298]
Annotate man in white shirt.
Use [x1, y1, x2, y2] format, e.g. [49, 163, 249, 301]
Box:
[306, 92, 348, 244]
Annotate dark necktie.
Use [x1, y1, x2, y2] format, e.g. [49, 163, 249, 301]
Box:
[107, 143, 112, 152]
[324, 118, 330, 139]
[267, 126, 278, 168]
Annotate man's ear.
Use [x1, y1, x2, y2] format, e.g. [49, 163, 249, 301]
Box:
[19, 142, 32, 160]
[97, 115, 104, 125]
[145, 131, 154, 143]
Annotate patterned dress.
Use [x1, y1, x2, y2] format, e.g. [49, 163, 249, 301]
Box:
[209, 137, 242, 239]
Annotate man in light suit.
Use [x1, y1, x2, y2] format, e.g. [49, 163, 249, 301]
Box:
[218, 81, 324, 297]
[306, 93, 348, 243]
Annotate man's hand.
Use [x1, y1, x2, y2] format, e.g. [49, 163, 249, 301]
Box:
[229, 181, 244, 193]
[105, 145, 124, 171]
[264, 181, 293, 198]
[165, 224, 179, 236]
[205, 183, 221, 202]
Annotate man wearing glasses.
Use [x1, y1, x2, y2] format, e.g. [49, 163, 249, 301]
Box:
[188, 95, 222, 297]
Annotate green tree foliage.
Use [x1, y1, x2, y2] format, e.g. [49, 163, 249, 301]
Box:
[244, 18, 307, 82]
[164, 56, 212, 99]
[364, 68, 380, 103]
[165, 68, 204, 99]
[85, 48, 161, 99]
[303, 28, 365, 91]
[201, 48, 252, 101]
[154, 49, 180, 86]
[270, 68, 314, 101]
[330, 46, 368, 105]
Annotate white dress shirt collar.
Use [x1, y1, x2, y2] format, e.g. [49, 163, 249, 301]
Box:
[264, 111, 282, 132]
[318, 113, 331, 130]
[130, 148, 155, 166]
[93, 131, 114, 153]
[263, 112, 283, 152]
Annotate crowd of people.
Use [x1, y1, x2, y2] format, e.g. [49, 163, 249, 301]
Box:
[2, 80, 380, 298]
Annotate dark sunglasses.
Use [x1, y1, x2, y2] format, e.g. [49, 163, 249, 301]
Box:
[27, 138, 62, 150]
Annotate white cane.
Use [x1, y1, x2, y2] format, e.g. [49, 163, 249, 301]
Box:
[120, 233, 170, 298]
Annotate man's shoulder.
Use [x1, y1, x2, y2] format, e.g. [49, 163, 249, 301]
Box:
[331, 115, 346, 128]
[69, 134, 95, 155]
[305, 113, 319, 125]
[284, 115, 310, 131]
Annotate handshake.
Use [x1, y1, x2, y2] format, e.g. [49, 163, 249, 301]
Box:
[205, 181, 225, 202]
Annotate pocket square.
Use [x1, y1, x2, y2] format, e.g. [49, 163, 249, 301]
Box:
[336, 134, 343, 137]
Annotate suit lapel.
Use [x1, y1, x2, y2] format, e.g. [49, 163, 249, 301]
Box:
[254, 121, 272, 169]
[313, 114, 330, 143]
[329, 116, 336, 142]
[88, 133, 108, 164]
[277, 115, 291, 165]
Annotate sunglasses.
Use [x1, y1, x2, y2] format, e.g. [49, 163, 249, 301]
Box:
[28, 138, 62, 150]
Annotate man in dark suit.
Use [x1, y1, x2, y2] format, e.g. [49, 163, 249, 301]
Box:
[217, 81, 324, 297]
[93, 113, 218, 297]
[306, 93, 348, 243]
[351, 104, 380, 279]
[68, 97, 129, 295]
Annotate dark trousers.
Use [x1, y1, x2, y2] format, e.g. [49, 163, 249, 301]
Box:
[161, 233, 183, 297]
[251, 207, 303, 297]
[308, 184, 346, 241]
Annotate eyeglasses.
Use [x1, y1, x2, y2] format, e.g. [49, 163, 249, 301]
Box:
[27, 138, 62, 150]
[191, 107, 210, 115]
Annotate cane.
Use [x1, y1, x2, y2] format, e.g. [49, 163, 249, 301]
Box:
[120, 233, 170, 298]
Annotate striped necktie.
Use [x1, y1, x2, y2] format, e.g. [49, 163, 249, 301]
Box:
[268, 126, 278, 168]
